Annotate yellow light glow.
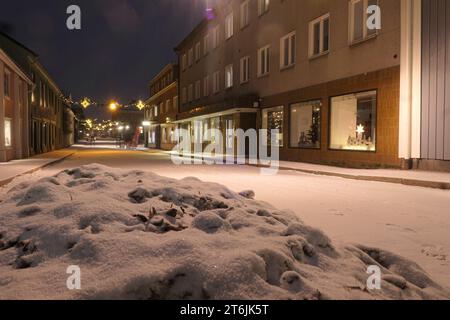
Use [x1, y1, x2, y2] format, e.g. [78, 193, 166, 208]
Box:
[136, 100, 145, 110]
[81, 98, 91, 109]
[109, 102, 118, 111]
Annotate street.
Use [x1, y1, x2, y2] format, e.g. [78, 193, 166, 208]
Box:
[10, 144, 450, 290]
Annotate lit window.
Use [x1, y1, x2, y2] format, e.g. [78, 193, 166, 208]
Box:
[188, 48, 194, 66]
[225, 13, 234, 39]
[240, 56, 250, 84]
[225, 64, 233, 89]
[4, 119, 12, 147]
[349, 0, 378, 44]
[309, 14, 330, 58]
[195, 42, 201, 61]
[258, 0, 270, 16]
[257, 46, 270, 77]
[280, 31, 296, 68]
[213, 71, 220, 94]
[4, 69, 11, 98]
[195, 80, 201, 100]
[262, 106, 283, 147]
[290, 100, 322, 149]
[203, 75, 210, 97]
[240, 0, 250, 29]
[330, 90, 377, 151]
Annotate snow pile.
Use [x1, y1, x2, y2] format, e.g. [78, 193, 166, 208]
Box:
[0, 164, 448, 300]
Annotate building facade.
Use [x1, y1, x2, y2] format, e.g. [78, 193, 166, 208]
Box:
[0, 32, 73, 160]
[144, 63, 179, 150]
[0, 48, 32, 162]
[175, 0, 402, 168]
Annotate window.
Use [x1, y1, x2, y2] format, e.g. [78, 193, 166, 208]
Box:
[195, 80, 201, 100]
[225, 13, 234, 39]
[241, 0, 250, 28]
[309, 14, 330, 58]
[258, 46, 270, 77]
[188, 48, 194, 66]
[4, 119, 12, 147]
[181, 87, 187, 104]
[330, 90, 376, 151]
[166, 99, 171, 113]
[280, 32, 296, 68]
[349, 0, 378, 44]
[290, 100, 322, 149]
[195, 42, 201, 61]
[213, 71, 220, 94]
[155, 105, 159, 117]
[181, 54, 187, 71]
[204, 33, 210, 55]
[258, 0, 270, 16]
[173, 96, 178, 111]
[262, 106, 283, 146]
[203, 75, 210, 97]
[240, 56, 250, 84]
[212, 25, 220, 49]
[188, 84, 194, 102]
[225, 64, 233, 89]
[4, 69, 11, 98]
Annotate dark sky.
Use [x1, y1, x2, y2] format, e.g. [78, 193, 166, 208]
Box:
[0, 0, 213, 118]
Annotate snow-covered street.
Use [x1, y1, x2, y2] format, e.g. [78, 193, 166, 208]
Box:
[1, 145, 450, 296]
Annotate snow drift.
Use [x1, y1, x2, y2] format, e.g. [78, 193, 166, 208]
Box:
[0, 164, 448, 300]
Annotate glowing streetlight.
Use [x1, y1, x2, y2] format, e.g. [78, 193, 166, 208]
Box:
[81, 98, 91, 109]
[109, 101, 118, 112]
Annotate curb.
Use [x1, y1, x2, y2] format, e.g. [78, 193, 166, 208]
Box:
[147, 150, 450, 191]
[0, 152, 76, 187]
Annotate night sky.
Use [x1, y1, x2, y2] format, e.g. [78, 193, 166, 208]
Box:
[0, 0, 214, 119]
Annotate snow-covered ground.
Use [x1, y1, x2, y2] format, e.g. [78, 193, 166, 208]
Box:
[0, 163, 448, 300]
[1, 147, 449, 299]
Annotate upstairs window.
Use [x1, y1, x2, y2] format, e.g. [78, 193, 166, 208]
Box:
[181, 87, 187, 104]
[195, 80, 201, 100]
[225, 13, 234, 39]
[241, 0, 250, 28]
[195, 42, 201, 61]
[258, 0, 269, 16]
[349, 0, 378, 44]
[188, 48, 194, 66]
[4, 69, 11, 98]
[225, 64, 233, 89]
[240, 56, 250, 84]
[257, 46, 270, 77]
[204, 33, 210, 55]
[213, 71, 220, 94]
[203, 75, 210, 97]
[280, 31, 296, 69]
[188, 84, 194, 102]
[309, 14, 330, 58]
[212, 25, 220, 49]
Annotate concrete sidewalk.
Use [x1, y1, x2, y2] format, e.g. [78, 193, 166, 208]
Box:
[159, 150, 450, 190]
[0, 149, 75, 187]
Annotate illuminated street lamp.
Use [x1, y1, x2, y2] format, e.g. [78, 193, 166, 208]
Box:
[109, 101, 118, 112]
[81, 98, 91, 109]
[136, 100, 145, 110]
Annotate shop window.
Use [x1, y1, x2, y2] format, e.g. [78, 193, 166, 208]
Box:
[290, 100, 322, 149]
[330, 90, 376, 151]
[4, 119, 12, 147]
[262, 106, 284, 146]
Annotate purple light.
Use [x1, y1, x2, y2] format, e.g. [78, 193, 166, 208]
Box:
[206, 8, 215, 20]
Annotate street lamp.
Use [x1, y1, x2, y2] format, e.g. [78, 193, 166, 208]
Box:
[109, 101, 118, 112]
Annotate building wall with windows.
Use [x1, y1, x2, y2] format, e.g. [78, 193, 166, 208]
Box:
[144, 63, 179, 150]
[175, 0, 402, 167]
[0, 32, 72, 159]
[0, 48, 32, 162]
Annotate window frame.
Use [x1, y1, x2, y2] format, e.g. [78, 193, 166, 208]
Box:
[257, 45, 270, 77]
[188, 48, 194, 67]
[4, 118, 12, 147]
[195, 80, 201, 100]
[309, 13, 330, 59]
[280, 31, 296, 69]
[213, 71, 220, 94]
[195, 42, 201, 62]
[212, 25, 220, 49]
[348, 0, 379, 45]
[289, 99, 323, 150]
[203, 75, 210, 97]
[204, 33, 210, 56]
[225, 12, 234, 40]
[4, 68, 11, 99]
[328, 89, 378, 153]
[258, 0, 270, 16]
[225, 64, 234, 89]
[240, 56, 250, 84]
[262, 105, 284, 147]
[240, 0, 250, 29]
